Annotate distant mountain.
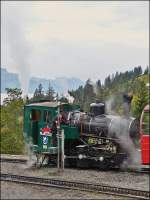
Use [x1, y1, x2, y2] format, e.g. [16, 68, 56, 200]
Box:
[1, 68, 20, 92]
[1, 68, 84, 94]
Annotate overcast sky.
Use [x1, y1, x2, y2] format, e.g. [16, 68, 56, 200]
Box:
[1, 1, 149, 83]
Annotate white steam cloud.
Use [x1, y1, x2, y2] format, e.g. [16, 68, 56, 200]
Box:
[87, 79, 97, 95]
[4, 6, 31, 94]
[66, 93, 74, 103]
[105, 96, 116, 115]
[106, 95, 140, 169]
[108, 117, 141, 169]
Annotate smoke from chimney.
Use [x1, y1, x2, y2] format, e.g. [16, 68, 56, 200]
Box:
[4, 5, 31, 95]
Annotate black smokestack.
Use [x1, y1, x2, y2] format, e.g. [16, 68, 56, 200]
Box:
[90, 102, 105, 116]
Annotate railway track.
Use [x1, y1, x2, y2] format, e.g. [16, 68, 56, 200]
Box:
[0, 157, 27, 164]
[1, 173, 149, 199]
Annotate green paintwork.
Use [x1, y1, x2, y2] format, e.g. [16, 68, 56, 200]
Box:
[23, 101, 80, 154]
[61, 125, 80, 139]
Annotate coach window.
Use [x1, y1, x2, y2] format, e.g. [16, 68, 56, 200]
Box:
[43, 110, 51, 123]
[30, 109, 41, 121]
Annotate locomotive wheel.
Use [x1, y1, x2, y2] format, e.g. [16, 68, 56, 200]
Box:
[35, 154, 47, 168]
[76, 158, 90, 169]
[47, 156, 57, 166]
[98, 160, 111, 170]
[65, 157, 77, 168]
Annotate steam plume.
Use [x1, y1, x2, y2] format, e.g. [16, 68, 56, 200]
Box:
[108, 117, 141, 168]
[6, 7, 31, 94]
[106, 95, 140, 169]
[105, 96, 116, 115]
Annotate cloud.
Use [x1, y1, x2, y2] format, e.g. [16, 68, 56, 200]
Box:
[25, 1, 148, 48]
[1, 1, 149, 82]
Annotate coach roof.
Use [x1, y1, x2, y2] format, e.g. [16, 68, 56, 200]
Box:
[26, 101, 66, 108]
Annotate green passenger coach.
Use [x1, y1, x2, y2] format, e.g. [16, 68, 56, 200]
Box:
[23, 101, 80, 164]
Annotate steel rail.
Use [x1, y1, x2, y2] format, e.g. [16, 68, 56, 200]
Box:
[1, 173, 149, 199]
[0, 158, 26, 164]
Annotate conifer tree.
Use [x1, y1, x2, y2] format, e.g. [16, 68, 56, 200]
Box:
[131, 77, 149, 118]
[45, 82, 55, 101]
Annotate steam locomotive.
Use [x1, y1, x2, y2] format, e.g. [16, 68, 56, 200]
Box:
[63, 103, 139, 169]
[24, 100, 140, 169]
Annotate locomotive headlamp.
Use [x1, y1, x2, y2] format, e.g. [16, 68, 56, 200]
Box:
[78, 154, 83, 159]
[78, 154, 86, 159]
[113, 146, 116, 153]
[99, 156, 104, 162]
[110, 147, 113, 151]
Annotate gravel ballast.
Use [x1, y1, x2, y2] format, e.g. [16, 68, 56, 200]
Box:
[1, 161, 149, 192]
[2, 181, 128, 199]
